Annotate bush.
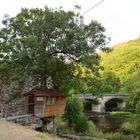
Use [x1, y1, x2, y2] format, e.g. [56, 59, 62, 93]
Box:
[73, 114, 89, 133]
[63, 95, 92, 133]
[120, 122, 135, 135]
[84, 121, 96, 136]
[63, 95, 84, 127]
[127, 102, 140, 135]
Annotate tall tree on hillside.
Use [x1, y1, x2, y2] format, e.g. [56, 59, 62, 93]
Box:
[122, 71, 140, 108]
[0, 7, 108, 93]
[100, 70, 120, 93]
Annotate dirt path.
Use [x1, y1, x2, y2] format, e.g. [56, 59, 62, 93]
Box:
[0, 120, 60, 140]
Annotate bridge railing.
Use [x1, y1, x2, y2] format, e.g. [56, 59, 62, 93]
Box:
[78, 93, 93, 99]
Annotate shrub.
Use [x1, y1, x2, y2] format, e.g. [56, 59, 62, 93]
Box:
[63, 95, 92, 133]
[84, 121, 96, 136]
[120, 122, 135, 135]
[135, 102, 140, 133]
[63, 95, 84, 127]
[73, 114, 89, 133]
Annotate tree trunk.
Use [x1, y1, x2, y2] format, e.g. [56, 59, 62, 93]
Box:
[40, 74, 48, 89]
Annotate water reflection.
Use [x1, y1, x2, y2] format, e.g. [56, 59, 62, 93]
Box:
[91, 113, 126, 132]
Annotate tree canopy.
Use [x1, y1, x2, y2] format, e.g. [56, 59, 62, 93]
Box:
[122, 71, 140, 108]
[100, 38, 140, 81]
[0, 7, 108, 94]
[100, 70, 120, 93]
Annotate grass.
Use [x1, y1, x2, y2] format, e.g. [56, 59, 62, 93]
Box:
[37, 133, 60, 140]
[109, 111, 132, 116]
[55, 116, 75, 134]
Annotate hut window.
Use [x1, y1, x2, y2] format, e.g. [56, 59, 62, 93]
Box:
[52, 97, 56, 104]
[47, 97, 56, 105]
[36, 96, 44, 101]
[47, 97, 52, 105]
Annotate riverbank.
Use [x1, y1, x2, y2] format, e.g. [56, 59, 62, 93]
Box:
[55, 116, 140, 140]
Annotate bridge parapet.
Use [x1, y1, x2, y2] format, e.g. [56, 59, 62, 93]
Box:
[78, 93, 94, 99]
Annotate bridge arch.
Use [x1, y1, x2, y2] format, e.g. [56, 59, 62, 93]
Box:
[104, 98, 125, 112]
[91, 95, 127, 113]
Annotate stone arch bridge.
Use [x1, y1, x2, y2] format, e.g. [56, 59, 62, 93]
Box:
[79, 93, 127, 113]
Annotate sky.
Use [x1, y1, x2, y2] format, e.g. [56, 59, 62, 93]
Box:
[0, 0, 140, 46]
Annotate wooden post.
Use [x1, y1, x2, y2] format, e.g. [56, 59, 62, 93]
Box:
[43, 96, 46, 117]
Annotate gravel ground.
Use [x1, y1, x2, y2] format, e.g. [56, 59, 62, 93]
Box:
[0, 120, 61, 140]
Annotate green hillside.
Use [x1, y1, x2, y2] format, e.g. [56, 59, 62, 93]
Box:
[100, 38, 140, 80]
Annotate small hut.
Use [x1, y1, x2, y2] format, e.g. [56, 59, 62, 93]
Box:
[23, 87, 67, 118]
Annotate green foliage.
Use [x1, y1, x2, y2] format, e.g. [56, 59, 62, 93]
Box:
[0, 7, 108, 94]
[63, 96, 84, 126]
[55, 115, 96, 135]
[133, 102, 140, 134]
[100, 38, 140, 81]
[55, 116, 75, 134]
[84, 121, 96, 135]
[83, 127, 137, 140]
[120, 122, 135, 135]
[121, 71, 140, 109]
[109, 111, 132, 116]
[105, 134, 136, 140]
[0, 61, 11, 83]
[63, 95, 93, 133]
[122, 71, 140, 93]
[73, 114, 89, 133]
[100, 70, 120, 93]
[124, 98, 140, 136]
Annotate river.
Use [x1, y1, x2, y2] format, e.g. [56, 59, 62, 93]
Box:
[90, 113, 126, 132]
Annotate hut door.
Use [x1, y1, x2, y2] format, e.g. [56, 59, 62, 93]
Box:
[28, 95, 34, 113]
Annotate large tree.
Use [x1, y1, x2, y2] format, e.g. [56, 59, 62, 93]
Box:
[100, 70, 120, 93]
[121, 71, 140, 108]
[0, 7, 108, 93]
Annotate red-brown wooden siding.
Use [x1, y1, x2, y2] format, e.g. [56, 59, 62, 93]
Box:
[44, 97, 66, 117]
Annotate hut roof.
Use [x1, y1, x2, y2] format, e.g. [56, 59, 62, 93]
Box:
[23, 87, 67, 97]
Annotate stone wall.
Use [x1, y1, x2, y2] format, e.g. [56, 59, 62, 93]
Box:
[11, 116, 41, 129]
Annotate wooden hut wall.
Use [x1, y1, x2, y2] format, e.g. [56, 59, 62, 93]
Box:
[44, 97, 66, 117]
[34, 95, 46, 117]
